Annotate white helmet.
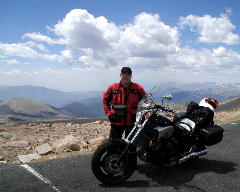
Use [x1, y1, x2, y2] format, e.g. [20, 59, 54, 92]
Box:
[199, 98, 220, 111]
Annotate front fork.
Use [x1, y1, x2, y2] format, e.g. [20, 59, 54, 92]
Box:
[115, 119, 148, 165]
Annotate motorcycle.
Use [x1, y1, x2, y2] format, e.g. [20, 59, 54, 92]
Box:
[91, 86, 224, 185]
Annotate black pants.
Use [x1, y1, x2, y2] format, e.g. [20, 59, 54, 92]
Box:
[109, 125, 134, 140]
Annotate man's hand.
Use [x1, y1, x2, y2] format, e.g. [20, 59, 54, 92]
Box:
[108, 113, 116, 122]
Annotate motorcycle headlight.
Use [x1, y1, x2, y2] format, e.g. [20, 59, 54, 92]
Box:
[138, 103, 151, 110]
[136, 112, 142, 122]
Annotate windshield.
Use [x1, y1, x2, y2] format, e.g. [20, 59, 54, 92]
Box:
[138, 85, 160, 110]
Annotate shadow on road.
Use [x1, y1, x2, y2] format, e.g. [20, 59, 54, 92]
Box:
[101, 158, 237, 190]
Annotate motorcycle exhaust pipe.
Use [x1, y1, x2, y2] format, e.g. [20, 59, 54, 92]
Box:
[179, 150, 207, 163]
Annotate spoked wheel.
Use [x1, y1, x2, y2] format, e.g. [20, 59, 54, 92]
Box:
[91, 139, 137, 185]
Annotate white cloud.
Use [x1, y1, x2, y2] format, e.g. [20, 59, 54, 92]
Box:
[179, 13, 240, 45]
[121, 12, 179, 57]
[167, 46, 240, 73]
[0, 41, 62, 62]
[0, 42, 38, 58]
[51, 9, 179, 68]
[4, 59, 21, 65]
[23, 32, 65, 45]
[53, 9, 119, 51]
[24, 41, 49, 52]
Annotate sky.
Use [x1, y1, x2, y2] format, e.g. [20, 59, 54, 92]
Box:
[0, 0, 240, 92]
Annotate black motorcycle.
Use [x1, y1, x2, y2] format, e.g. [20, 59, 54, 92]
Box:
[91, 86, 224, 185]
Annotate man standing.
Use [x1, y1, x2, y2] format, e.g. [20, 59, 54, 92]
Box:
[102, 67, 146, 140]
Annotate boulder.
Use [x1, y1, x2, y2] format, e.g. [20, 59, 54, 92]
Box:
[2, 140, 29, 147]
[34, 143, 53, 155]
[52, 135, 81, 152]
[18, 153, 41, 163]
[69, 144, 81, 151]
[88, 136, 107, 148]
[0, 132, 12, 139]
[0, 161, 7, 164]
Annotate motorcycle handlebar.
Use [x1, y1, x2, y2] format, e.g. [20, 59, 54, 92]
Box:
[155, 104, 175, 113]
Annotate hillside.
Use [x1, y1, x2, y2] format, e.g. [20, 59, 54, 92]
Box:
[0, 98, 72, 123]
[216, 96, 240, 112]
[61, 102, 98, 117]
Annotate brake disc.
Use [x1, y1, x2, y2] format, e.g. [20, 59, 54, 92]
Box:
[104, 154, 124, 175]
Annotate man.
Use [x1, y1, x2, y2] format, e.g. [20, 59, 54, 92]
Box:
[102, 67, 146, 140]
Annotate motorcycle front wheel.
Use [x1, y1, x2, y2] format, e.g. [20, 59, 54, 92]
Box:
[91, 139, 137, 185]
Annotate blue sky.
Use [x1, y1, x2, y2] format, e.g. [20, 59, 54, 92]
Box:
[0, 0, 239, 91]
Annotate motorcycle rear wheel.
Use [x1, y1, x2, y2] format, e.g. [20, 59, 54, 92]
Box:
[91, 139, 137, 185]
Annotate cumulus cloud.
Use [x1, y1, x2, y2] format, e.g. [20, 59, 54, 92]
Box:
[179, 13, 240, 45]
[121, 12, 179, 57]
[51, 9, 179, 68]
[53, 9, 119, 50]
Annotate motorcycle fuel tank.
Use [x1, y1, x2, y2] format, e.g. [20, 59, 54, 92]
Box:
[152, 125, 175, 140]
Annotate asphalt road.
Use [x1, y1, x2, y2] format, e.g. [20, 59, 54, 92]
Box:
[1, 121, 240, 192]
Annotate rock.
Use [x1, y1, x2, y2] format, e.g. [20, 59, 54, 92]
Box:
[88, 136, 107, 148]
[69, 144, 81, 151]
[34, 143, 53, 155]
[66, 123, 72, 128]
[37, 138, 45, 144]
[0, 155, 4, 161]
[0, 161, 7, 164]
[0, 132, 12, 139]
[77, 136, 88, 148]
[49, 155, 57, 160]
[95, 120, 102, 124]
[52, 135, 80, 153]
[2, 140, 29, 147]
[18, 153, 41, 163]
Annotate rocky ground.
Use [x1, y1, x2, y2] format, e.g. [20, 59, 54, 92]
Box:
[0, 120, 110, 164]
[0, 110, 239, 164]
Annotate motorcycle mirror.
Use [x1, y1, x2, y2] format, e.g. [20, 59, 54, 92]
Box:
[162, 94, 173, 104]
[163, 94, 173, 100]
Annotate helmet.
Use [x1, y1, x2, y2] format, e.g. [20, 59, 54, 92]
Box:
[199, 98, 220, 111]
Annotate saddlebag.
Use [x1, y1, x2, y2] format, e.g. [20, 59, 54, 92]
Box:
[199, 125, 224, 146]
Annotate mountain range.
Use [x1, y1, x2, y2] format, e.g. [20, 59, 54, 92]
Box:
[0, 82, 239, 123]
[0, 85, 102, 108]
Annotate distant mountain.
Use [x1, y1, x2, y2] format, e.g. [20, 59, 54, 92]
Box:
[216, 96, 240, 112]
[61, 102, 98, 117]
[78, 97, 105, 117]
[0, 82, 239, 111]
[0, 98, 72, 123]
[0, 85, 102, 107]
[155, 82, 240, 103]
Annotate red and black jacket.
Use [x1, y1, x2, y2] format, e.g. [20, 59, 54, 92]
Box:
[102, 82, 146, 126]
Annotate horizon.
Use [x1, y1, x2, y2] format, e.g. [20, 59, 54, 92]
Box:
[0, 0, 240, 91]
[1, 81, 240, 93]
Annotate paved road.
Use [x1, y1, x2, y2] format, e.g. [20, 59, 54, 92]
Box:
[1, 121, 240, 192]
